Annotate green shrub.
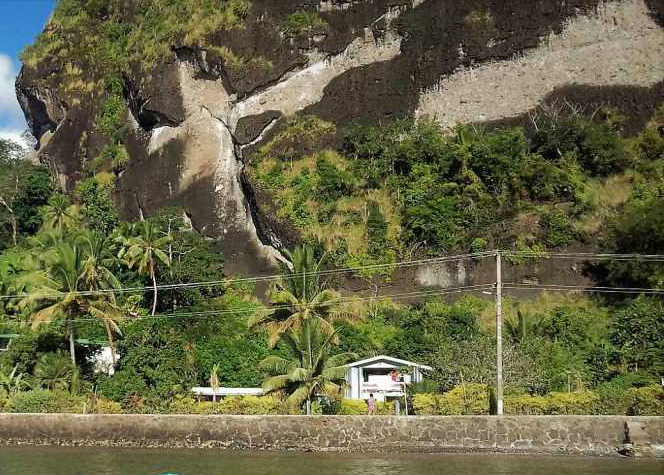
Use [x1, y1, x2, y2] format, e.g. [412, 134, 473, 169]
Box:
[595, 386, 634, 415]
[413, 384, 489, 415]
[95, 398, 124, 414]
[504, 395, 549, 415]
[579, 124, 631, 176]
[164, 396, 284, 415]
[7, 390, 85, 413]
[594, 373, 658, 415]
[217, 395, 283, 415]
[547, 391, 599, 414]
[315, 156, 355, 201]
[166, 397, 213, 414]
[280, 11, 328, 38]
[412, 393, 440, 415]
[541, 211, 575, 248]
[366, 201, 388, 255]
[470, 237, 488, 253]
[339, 398, 394, 415]
[628, 386, 664, 416]
[98, 367, 150, 403]
[440, 383, 489, 415]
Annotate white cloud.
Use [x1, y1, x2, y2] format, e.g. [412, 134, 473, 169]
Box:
[0, 53, 27, 130]
[0, 128, 29, 148]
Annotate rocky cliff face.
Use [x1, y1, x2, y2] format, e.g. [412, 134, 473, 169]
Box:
[15, 0, 664, 279]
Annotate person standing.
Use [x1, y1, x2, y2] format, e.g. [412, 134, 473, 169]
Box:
[367, 393, 377, 415]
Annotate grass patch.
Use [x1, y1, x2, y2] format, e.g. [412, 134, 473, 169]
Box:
[575, 173, 634, 234]
[280, 11, 328, 38]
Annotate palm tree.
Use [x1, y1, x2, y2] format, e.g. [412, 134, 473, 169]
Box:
[20, 242, 87, 366]
[0, 251, 37, 315]
[33, 351, 73, 390]
[40, 194, 79, 232]
[76, 230, 124, 365]
[260, 319, 355, 415]
[249, 245, 348, 348]
[88, 299, 124, 367]
[77, 231, 122, 292]
[118, 221, 171, 316]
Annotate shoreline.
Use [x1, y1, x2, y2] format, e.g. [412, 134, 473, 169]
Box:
[1, 414, 663, 458]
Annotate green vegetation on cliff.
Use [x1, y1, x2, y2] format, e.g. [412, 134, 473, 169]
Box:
[22, 0, 251, 78]
[249, 105, 664, 273]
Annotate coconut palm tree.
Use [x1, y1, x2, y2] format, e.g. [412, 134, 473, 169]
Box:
[260, 318, 355, 415]
[88, 299, 124, 367]
[20, 242, 88, 366]
[118, 221, 171, 316]
[0, 251, 37, 316]
[249, 245, 348, 348]
[40, 194, 79, 232]
[75, 231, 126, 365]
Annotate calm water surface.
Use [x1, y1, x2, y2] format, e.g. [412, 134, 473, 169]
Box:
[1, 446, 662, 475]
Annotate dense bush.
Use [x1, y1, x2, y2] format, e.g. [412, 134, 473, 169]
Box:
[7, 390, 85, 414]
[93, 397, 124, 414]
[503, 394, 549, 415]
[413, 383, 489, 415]
[339, 398, 395, 415]
[628, 386, 664, 416]
[547, 390, 599, 414]
[165, 395, 284, 415]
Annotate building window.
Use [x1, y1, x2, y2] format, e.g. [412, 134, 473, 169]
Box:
[0, 337, 10, 352]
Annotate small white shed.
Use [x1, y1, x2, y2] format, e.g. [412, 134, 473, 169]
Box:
[344, 355, 432, 402]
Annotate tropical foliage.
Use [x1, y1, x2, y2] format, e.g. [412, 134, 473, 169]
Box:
[2, 97, 664, 416]
[260, 319, 355, 414]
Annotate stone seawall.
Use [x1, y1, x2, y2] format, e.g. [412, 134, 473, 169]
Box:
[0, 415, 663, 457]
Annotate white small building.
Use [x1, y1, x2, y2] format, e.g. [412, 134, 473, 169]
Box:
[191, 387, 263, 401]
[345, 355, 432, 402]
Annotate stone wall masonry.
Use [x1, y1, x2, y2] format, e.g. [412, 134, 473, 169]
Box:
[0, 414, 663, 458]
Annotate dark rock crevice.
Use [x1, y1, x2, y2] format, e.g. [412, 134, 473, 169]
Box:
[203, 106, 292, 259]
[14, 69, 64, 145]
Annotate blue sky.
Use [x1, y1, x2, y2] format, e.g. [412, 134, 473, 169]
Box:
[0, 0, 56, 144]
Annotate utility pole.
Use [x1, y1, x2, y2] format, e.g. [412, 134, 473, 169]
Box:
[495, 250, 504, 415]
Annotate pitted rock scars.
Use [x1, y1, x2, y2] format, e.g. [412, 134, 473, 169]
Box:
[416, 0, 664, 128]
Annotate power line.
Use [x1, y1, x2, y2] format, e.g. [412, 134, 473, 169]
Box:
[503, 283, 664, 295]
[42, 284, 495, 323]
[0, 251, 494, 301]
[499, 250, 664, 261]
[3, 249, 664, 302]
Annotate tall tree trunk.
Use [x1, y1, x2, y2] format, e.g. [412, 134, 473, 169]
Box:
[151, 267, 158, 316]
[104, 320, 117, 367]
[68, 323, 77, 366]
[10, 216, 17, 247]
